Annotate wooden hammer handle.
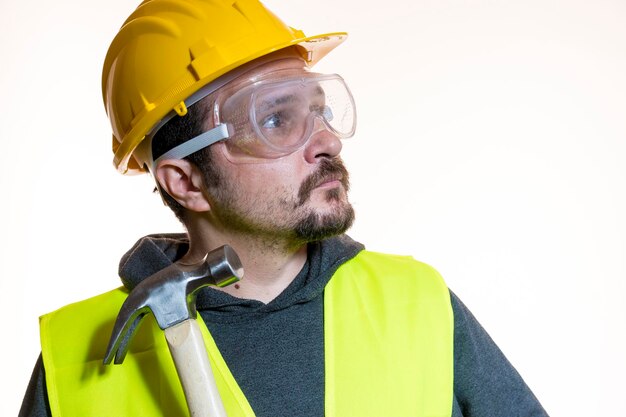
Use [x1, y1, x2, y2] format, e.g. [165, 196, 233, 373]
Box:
[165, 320, 227, 417]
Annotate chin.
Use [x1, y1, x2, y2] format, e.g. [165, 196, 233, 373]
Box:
[294, 202, 355, 242]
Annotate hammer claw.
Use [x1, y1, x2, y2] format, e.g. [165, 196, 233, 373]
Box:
[103, 307, 150, 365]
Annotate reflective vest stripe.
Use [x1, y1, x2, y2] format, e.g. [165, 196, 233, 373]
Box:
[40, 251, 453, 416]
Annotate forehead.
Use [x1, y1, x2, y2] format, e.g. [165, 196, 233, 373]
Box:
[217, 56, 311, 97]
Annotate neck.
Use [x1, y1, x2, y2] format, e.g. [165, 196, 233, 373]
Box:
[180, 221, 308, 304]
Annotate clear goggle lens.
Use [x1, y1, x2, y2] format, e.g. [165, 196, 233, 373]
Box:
[151, 73, 356, 168]
[216, 73, 356, 161]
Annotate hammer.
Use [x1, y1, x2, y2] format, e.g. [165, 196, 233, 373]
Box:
[103, 245, 243, 417]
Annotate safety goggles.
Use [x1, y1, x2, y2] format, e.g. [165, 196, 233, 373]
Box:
[154, 71, 356, 165]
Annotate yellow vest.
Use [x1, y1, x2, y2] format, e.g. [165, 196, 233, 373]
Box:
[40, 251, 453, 416]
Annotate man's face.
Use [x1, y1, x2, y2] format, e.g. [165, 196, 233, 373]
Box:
[199, 57, 355, 245]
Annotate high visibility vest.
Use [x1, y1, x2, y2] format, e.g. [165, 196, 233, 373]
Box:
[40, 251, 453, 417]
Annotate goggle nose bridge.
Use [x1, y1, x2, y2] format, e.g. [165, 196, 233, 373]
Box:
[308, 111, 339, 138]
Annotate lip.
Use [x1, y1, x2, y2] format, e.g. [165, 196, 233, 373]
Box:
[315, 175, 343, 189]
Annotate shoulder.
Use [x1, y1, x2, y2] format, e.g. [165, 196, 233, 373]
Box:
[334, 250, 447, 291]
[329, 251, 451, 315]
[340, 250, 444, 277]
[40, 287, 128, 329]
[39, 288, 130, 368]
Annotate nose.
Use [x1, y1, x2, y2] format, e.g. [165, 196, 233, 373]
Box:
[303, 117, 343, 163]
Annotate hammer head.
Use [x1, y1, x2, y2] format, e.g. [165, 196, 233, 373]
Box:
[103, 245, 243, 365]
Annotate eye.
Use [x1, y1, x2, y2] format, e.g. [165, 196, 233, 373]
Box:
[260, 112, 285, 129]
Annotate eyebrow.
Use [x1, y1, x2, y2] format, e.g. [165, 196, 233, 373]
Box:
[258, 94, 298, 112]
[257, 85, 325, 112]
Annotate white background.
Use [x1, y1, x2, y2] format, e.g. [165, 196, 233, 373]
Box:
[1, 0, 625, 415]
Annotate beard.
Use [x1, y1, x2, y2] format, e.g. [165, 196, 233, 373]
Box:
[292, 207, 355, 242]
[203, 156, 355, 246]
[291, 158, 355, 242]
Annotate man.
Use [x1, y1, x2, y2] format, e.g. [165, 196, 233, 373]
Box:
[20, 0, 548, 416]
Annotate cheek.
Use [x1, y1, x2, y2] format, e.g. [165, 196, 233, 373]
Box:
[237, 157, 309, 191]
[215, 143, 313, 194]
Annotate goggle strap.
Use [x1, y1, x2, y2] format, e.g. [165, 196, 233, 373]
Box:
[152, 124, 230, 170]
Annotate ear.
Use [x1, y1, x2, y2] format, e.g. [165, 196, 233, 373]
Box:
[154, 159, 211, 212]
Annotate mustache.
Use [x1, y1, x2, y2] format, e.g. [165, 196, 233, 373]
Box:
[297, 158, 350, 206]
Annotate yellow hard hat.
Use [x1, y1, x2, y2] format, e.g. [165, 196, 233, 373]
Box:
[103, 0, 347, 174]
